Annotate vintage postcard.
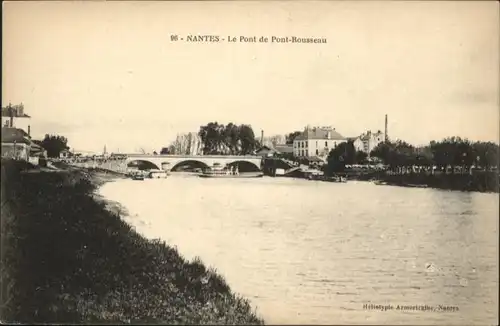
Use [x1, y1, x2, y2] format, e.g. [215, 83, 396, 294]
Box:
[1, 1, 498, 325]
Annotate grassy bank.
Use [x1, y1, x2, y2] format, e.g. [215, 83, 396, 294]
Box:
[0, 159, 263, 324]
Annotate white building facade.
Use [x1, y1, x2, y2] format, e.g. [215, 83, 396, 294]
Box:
[293, 126, 347, 159]
[352, 130, 385, 155]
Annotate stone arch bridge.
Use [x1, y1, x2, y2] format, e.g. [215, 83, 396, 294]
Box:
[94, 154, 263, 173]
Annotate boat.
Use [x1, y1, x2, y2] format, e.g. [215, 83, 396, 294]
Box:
[403, 183, 428, 188]
[129, 170, 146, 180]
[131, 173, 145, 180]
[327, 175, 348, 183]
[199, 172, 264, 178]
[199, 163, 264, 178]
[146, 169, 168, 179]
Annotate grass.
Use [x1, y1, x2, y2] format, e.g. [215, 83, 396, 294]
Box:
[1, 159, 264, 324]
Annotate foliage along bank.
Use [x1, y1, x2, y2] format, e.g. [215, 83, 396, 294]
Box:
[323, 136, 499, 192]
[0, 159, 264, 324]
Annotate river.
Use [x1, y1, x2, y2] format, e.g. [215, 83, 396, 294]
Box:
[98, 175, 498, 325]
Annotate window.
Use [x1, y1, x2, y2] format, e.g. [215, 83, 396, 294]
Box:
[316, 149, 319, 155]
[316, 141, 318, 148]
[325, 141, 328, 147]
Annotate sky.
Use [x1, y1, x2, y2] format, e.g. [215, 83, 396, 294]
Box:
[3, 1, 499, 154]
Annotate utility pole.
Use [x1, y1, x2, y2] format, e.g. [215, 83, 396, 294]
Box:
[384, 114, 389, 143]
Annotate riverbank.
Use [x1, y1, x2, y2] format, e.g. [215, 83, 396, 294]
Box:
[280, 169, 498, 193]
[365, 171, 499, 193]
[0, 159, 263, 324]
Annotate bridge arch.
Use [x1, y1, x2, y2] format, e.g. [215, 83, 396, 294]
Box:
[127, 159, 160, 170]
[226, 160, 261, 172]
[170, 160, 210, 172]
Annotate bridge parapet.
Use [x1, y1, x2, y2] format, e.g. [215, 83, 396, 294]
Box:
[125, 154, 262, 159]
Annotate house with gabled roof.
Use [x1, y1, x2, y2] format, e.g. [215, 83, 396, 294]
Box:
[293, 125, 347, 160]
[1, 127, 32, 161]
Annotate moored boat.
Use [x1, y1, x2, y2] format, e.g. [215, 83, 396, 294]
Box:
[128, 170, 146, 180]
[199, 172, 264, 178]
[327, 175, 348, 183]
[199, 163, 264, 178]
[131, 173, 145, 180]
[146, 169, 168, 179]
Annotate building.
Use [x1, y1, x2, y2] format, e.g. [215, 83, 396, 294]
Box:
[255, 144, 294, 157]
[347, 137, 365, 152]
[274, 144, 294, 156]
[351, 130, 385, 155]
[2, 103, 46, 164]
[59, 149, 72, 159]
[1, 103, 31, 135]
[255, 145, 275, 157]
[293, 126, 346, 158]
[261, 135, 287, 148]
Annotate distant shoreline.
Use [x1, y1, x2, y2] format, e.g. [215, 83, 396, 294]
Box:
[269, 169, 499, 193]
[346, 171, 498, 193]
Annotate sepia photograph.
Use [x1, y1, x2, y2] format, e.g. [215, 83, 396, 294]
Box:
[1, 1, 499, 325]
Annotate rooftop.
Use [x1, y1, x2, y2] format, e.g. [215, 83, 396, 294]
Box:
[274, 144, 294, 153]
[359, 130, 384, 141]
[295, 126, 345, 141]
[1, 127, 31, 144]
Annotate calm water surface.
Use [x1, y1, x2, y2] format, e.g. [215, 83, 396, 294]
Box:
[99, 175, 498, 325]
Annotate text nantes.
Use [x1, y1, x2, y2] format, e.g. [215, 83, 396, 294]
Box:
[186, 35, 221, 42]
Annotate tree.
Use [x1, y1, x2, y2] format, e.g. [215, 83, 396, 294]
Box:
[429, 137, 477, 174]
[198, 122, 257, 155]
[370, 140, 417, 173]
[39, 134, 69, 158]
[238, 124, 257, 155]
[262, 135, 286, 147]
[355, 151, 368, 164]
[473, 141, 499, 170]
[325, 142, 351, 175]
[199, 122, 225, 155]
[223, 123, 240, 154]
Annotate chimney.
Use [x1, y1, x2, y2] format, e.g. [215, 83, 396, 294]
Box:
[384, 114, 388, 142]
[28, 125, 31, 137]
[8, 104, 14, 127]
[261, 130, 264, 144]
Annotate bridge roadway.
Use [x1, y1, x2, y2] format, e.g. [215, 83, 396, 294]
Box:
[91, 154, 264, 173]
